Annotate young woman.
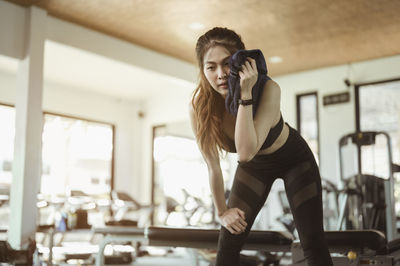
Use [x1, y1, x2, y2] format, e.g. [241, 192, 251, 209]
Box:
[189, 27, 333, 266]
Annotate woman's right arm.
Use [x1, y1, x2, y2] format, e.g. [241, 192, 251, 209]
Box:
[189, 104, 247, 234]
[205, 154, 228, 217]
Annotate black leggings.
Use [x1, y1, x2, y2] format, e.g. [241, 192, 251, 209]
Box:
[216, 124, 333, 266]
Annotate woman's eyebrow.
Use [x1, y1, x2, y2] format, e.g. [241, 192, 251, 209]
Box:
[205, 56, 230, 64]
[223, 55, 230, 62]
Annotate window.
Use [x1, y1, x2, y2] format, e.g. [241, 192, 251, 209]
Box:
[42, 113, 114, 196]
[296, 92, 320, 165]
[151, 122, 234, 227]
[0, 105, 114, 196]
[356, 78, 400, 214]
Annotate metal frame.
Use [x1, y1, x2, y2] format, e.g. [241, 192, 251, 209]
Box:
[338, 131, 398, 241]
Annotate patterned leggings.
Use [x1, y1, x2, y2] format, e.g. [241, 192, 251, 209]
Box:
[216, 124, 333, 266]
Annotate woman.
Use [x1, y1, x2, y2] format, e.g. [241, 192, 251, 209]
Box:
[189, 27, 333, 266]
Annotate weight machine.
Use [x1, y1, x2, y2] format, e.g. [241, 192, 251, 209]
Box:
[336, 131, 400, 241]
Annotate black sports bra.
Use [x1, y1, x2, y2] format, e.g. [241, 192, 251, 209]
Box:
[260, 114, 284, 150]
[224, 114, 284, 152]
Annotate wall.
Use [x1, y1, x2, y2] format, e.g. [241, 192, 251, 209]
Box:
[277, 54, 400, 183]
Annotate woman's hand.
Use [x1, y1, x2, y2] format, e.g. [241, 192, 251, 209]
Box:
[239, 57, 258, 98]
[219, 208, 248, 235]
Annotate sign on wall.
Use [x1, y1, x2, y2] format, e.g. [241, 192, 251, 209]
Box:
[323, 92, 350, 106]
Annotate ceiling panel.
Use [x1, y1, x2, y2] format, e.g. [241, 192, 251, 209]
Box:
[7, 0, 400, 76]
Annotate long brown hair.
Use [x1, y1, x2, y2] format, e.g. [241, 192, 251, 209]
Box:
[192, 27, 245, 157]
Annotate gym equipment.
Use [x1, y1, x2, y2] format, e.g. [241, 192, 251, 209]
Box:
[93, 226, 400, 266]
[276, 178, 341, 235]
[179, 188, 217, 227]
[292, 229, 400, 265]
[105, 190, 153, 261]
[108, 190, 153, 227]
[163, 196, 180, 225]
[337, 131, 399, 241]
[36, 191, 103, 265]
[94, 227, 147, 266]
[0, 239, 36, 266]
[162, 189, 217, 227]
[93, 226, 293, 266]
[321, 178, 342, 230]
[276, 190, 296, 235]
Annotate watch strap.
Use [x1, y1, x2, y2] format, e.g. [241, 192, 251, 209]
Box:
[238, 99, 253, 105]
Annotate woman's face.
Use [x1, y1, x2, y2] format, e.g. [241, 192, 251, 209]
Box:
[203, 45, 231, 98]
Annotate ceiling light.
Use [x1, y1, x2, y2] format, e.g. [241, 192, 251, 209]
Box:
[189, 22, 205, 30]
[268, 56, 283, 64]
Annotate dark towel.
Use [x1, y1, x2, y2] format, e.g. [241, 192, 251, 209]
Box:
[225, 49, 271, 116]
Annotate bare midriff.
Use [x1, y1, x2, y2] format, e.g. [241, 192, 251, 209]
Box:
[257, 122, 289, 155]
[222, 111, 289, 155]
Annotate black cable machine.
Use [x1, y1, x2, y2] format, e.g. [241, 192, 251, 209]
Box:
[337, 131, 399, 241]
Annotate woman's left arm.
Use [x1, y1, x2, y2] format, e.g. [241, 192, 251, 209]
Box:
[235, 58, 281, 162]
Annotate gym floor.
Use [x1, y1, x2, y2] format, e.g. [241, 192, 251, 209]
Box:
[119, 247, 210, 266]
[53, 247, 294, 266]
[56, 247, 211, 266]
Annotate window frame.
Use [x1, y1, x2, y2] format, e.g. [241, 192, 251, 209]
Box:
[296, 91, 320, 164]
[354, 77, 400, 175]
[355, 77, 400, 132]
[0, 103, 115, 191]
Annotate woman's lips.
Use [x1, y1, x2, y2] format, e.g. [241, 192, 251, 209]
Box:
[218, 83, 228, 88]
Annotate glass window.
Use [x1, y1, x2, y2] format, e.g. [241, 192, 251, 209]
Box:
[296, 92, 320, 165]
[152, 122, 234, 227]
[0, 105, 114, 229]
[0, 106, 114, 196]
[358, 79, 400, 214]
[42, 113, 114, 196]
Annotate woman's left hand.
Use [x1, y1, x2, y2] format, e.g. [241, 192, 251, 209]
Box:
[239, 57, 258, 97]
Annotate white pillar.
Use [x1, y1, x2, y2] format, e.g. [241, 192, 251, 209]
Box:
[8, 6, 46, 249]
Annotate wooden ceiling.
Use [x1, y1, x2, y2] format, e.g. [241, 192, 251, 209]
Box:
[7, 0, 400, 77]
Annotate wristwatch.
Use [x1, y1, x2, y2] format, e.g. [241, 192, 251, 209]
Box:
[238, 99, 253, 106]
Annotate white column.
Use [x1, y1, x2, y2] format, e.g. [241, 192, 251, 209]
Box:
[8, 6, 46, 249]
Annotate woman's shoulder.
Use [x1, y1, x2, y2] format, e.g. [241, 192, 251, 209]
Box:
[261, 79, 281, 101]
[265, 78, 280, 90]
